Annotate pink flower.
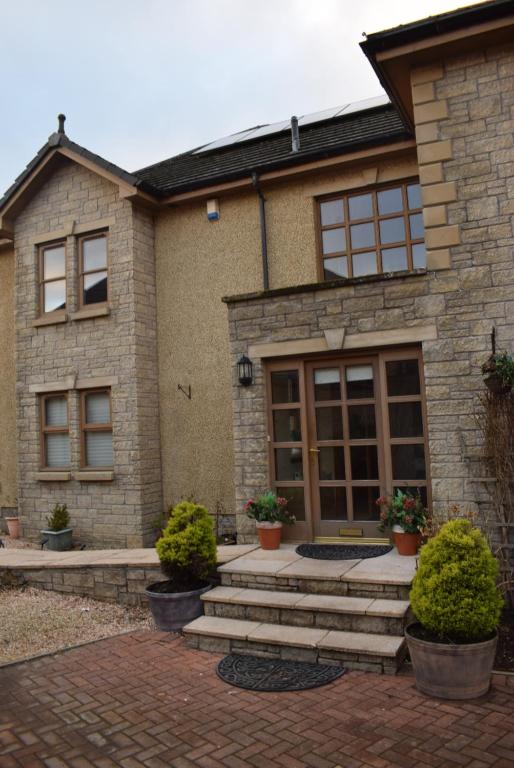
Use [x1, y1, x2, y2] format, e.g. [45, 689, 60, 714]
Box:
[404, 515, 414, 525]
[404, 498, 416, 510]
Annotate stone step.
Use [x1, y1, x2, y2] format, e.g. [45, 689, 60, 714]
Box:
[217, 548, 415, 601]
[183, 615, 406, 675]
[202, 586, 411, 634]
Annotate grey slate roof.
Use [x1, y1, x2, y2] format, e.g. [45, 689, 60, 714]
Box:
[135, 103, 410, 196]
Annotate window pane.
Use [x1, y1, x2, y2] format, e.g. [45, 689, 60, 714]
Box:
[45, 396, 67, 427]
[277, 486, 305, 521]
[351, 445, 378, 480]
[318, 447, 345, 480]
[346, 365, 374, 399]
[320, 200, 344, 226]
[275, 448, 303, 481]
[324, 256, 348, 280]
[409, 213, 424, 240]
[412, 243, 426, 269]
[348, 194, 373, 220]
[83, 237, 107, 271]
[45, 433, 70, 468]
[386, 360, 420, 396]
[322, 228, 346, 255]
[377, 187, 403, 215]
[389, 402, 423, 438]
[382, 246, 407, 272]
[44, 280, 66, 312]
[85, 392, 110, 424]
[350, 222, 375, 249]
[352, 251, 377, 277]
[86, 431, 113, 468]
[320, 487, 347, 521]
[392, 444, 426, 481]
[271, 371, 299, 404]
[352, 487, 380, 521]
[407, 183, 422, 210]
[379, 217, 405, 245]
[273, 409, 302, 442]
[316, 406, 343, 440]
[43, 246, 65, 279]
[83, 271, 108, 305]
[314, 369, 340, 401]
[348, 405, 376, 439]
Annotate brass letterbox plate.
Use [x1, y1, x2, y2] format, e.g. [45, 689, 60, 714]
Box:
[339, 527, 363, 537]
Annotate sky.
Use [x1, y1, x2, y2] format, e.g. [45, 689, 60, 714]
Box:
[0, 0, 485, 195]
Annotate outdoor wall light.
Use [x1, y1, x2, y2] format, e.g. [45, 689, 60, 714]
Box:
[237, 354, 253, 386]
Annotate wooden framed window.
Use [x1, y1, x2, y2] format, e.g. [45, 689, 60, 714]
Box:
[79, 233, 108, 307]
[80, 389, 113, 469]
[317, 179, 425, 281]
[40, 394, 70, 468]
[39, 242, 66, 314]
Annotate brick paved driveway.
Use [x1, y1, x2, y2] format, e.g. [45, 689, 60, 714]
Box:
[0, 632, 512, 768]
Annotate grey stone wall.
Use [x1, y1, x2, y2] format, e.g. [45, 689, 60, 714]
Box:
[14, 159, 162, 547]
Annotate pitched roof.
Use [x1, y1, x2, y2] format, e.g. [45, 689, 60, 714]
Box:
[134, 102, 410, 196]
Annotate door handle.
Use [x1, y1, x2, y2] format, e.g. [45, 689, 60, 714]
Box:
[309, 448, 320, 453]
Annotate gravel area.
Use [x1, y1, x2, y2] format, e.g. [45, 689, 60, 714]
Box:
[1, 535, 39, 550]
[0, 586, 154, 664]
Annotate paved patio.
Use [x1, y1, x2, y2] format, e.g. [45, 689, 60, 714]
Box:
[0, 632, 512, 768]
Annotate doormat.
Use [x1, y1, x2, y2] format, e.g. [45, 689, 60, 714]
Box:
[217, 654, 345, 691]
[296, 543, 392, 560]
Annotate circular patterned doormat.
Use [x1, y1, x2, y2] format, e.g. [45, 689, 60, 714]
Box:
[217, 654, 345, 692]
[296, 543, 392, 560]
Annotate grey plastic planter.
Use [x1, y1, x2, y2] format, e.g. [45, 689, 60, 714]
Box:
[41, 528, 73, 552]
[406, 623, 498, 700]
[145, 582, 211, 631]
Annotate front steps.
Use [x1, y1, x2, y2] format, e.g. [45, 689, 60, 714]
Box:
[183, 546, 416, 674]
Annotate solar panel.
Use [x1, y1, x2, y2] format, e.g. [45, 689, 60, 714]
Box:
[194, 95, 389, 155]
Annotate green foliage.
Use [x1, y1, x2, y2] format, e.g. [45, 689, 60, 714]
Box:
[376, 489, 429, 533]
[46, 504, 70, 532]
[156, 501, 217, 585]
[243, 491, 296, 524]
[410, 519, 504, 641]
[482, 352, 514, 387]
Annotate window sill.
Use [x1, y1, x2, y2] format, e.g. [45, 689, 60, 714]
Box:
[36, 471, 71, 482]
[73, 470, 114, 482]
[32, 311, 68, 328]
[70, 306, 110, 321]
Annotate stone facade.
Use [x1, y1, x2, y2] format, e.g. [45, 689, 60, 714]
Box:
[13, 159, 162, 547]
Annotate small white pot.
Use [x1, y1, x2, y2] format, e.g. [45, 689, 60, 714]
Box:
[392, 524, 405, 534]
[255, 521, 282, 529]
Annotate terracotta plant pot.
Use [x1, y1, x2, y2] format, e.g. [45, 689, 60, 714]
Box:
[393, 525, 420, 556]
[256, 521, 282, 550]
[405, 623, 498, 700]
[145, 582, 211, 631]
[5, 517, 20, 539]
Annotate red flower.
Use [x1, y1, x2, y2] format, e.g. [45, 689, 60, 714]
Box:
[404, 498, 416, 510]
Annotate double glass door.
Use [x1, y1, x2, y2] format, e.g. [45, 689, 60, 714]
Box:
[266, 348, 429, 539]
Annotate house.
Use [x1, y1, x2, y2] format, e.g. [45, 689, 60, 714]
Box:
[0, 0, 513, 548]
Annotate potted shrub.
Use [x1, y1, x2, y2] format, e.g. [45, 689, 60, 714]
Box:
[481, 352, 514, 394]
[244, 491, 296, 550]
[5, 516, 20, 539]
[145, 501, 216, 631]
[41, 504, 73, 551]
[376, 490, 429, 556]
[406, 519, 504, 699]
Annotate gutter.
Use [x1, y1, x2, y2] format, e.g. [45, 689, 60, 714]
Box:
[251, 172, 270, 292]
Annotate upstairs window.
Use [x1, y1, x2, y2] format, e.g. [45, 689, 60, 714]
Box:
[80, 389, 113, 468]
[79, 233, 108, 307]
[40, 394, 70, 468]
[39, 242, 66, 314]
[318, 180, 425, 281]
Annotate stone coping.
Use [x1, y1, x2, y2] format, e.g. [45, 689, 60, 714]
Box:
[0, 544, 259, 570]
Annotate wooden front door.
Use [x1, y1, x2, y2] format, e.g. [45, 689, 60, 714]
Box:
[265, 348, 429, 540]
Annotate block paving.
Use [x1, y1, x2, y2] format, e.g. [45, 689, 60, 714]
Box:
[0, 631, 513, 768]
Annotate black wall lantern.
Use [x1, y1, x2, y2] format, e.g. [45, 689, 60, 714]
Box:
[237, 354, 253, 386]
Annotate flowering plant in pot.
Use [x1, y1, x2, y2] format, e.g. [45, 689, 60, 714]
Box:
[244, 491, 296, 550]
[406, 518, 503, 699]
[481, 351, 514, 394]
[41, 504, 73, 551]
[376, 489, 429, 555]
[145, 501, 217, 631]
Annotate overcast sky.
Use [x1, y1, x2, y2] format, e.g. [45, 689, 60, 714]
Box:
[1, 0, 484, 195]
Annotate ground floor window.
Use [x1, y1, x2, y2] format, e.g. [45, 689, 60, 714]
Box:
[40, 393, 70, 468]
[80, 389, 113, 469]
[265, 348, 429, 539]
